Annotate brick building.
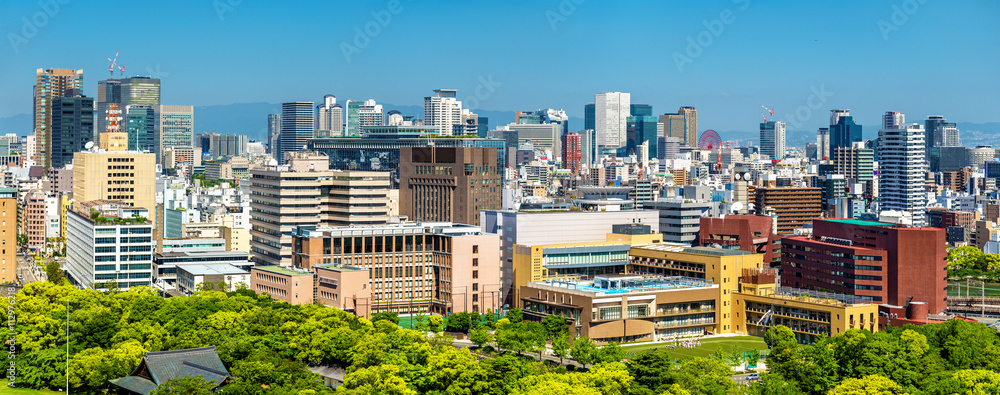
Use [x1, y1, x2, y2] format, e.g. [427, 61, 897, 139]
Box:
[699, 215, 781, 267]
[399, 146, 501, 226]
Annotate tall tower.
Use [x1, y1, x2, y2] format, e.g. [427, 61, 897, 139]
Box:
[316, 95, 344, 138]
[678, 106, 698, 147]
[594, 92, 630, 152]
[50, 89, 94, 168]
[96, 78, 122, 141]
[879, 113, 926, 226]
[154, 105, 194, 163]
[829, 109, 862, 152]
[424, 89, 463, 136]
[759, 121, 786, 160]
[816, 128, 830, 160]
[267, 114, 281, 155]
[278, 102, 315, 164]
[34, 68, 83, 168]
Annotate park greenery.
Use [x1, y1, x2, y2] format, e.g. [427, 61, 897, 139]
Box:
[946, 245, 1000, 281]
[6, 281, 1000, 394]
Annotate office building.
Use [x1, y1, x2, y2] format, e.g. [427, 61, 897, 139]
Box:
[829, 110, 862, 152]
[22, 189, 48, 253]
[316, 95, 344, 138]
[644, 199, 716, 245]
[208, 134, 248, 159]
[503, 123, 561, 159]
[754, 187, 822, 234]
[307, 131, 505, 187]
[399, 147, 500, 226]
[0, 189, 15, 283]
[49, 90, 94, 169]
[626, 115, 658, 160]
[659, 107, 698, 147]
[584, 103, 595, 131]
[925, 115, 957, 152]
[154, 105, 194, 164]
[176, 264, 250, 294]
[781, 218, 947, 313]
[759, 121, 786, 160]
[561, 132, 582, 172]
[34, 68, 83, 168]
[278, 101, 314, 164]
[72, 141, 156, 222]
[345, 99, 383, 137]
[594, 92, 630, 151]
[883, 111, 905, 129]
[833, 144, 875, 183]
[120, 77, 161, 107]
[248, 152, 390, 266]
[124, 105, 154, 152]
[878, 116, 927, 226]
[968, 146, 995, 170]
[96, 78, 121, 139]
[699, 215, 781, 266]
[424, 89, 463, 136]
[65, 205, 154, 290]
[289, 222, 501, 315]
[460, 110, 480, 136]
[267, 114, 281, 154]
[816, 128, 830, 160]
[251, 265, 316, 304]
[153, 249, 252, 288]
[630, 104, 653, 117]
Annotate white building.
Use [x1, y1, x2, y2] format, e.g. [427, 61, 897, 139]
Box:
[424, 89, 463, 136]
[878, 115, 927, 227]
[66, 207, 154, 290]
[316, 95, 344, 137]
[594, 92, 630, 151]
[345, 99, 383, 136]
[176, 264, 251, 294]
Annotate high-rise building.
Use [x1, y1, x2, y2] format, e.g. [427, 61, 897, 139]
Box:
[316, 95, 344, 138]
[584, 103, 595, 131]
[659, 113, 684, 141]
[516, 109, 570, 136]
[34, 68, 83, 168]
[124, 105, 154, 152]
[0, 188, 15, 283]
[759, 121, 786, 160]
[154, 105, 194, 164]
[267, 114, 281, 155]
[248, 152, 390, 266]
[209, 134, 248, 159]
[626, 115, 659, 161]
[72, 147, 156, 220]
[345, 99, 383, 136]
[753, 186, 822, 234]
[561, 132, 583, 172]
[833, 144, 875, 184]
[630, 104, 653, 117]
[96, 78, 122, 140]
[278, 102, 314, 164]
[49, 89, 94, 169]
[425, 89, 463, 136]
[399, 147, 501, 226]
[883, 111, 905, 129]
[22, 189, 47, 253]
[677, 107, 698, 147]
[594, 92, 630, 151]
[477, 116, 489, 138]
[503, 123, 562, 159]
[120, 77, 161, 107]
[816, 128, 830, 160]
[879, 113, 926, 226]
[66, 204, 154, 291]
[829, 110, 863, 153]
[460, 110, 480, 136]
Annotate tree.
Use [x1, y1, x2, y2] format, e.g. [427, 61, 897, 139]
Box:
[149, 375, 216, 395]
[412, 314, 428, 331]
[507, 307, 523, 323]
[750, 373, 805, 395]
[746, 349, 761, 367]
[371, 311, 400, 325]
[45, 260, 64, 284]
[551, 332, 570, 364]
[339, 364, 416, 395]
[627, 350, 676, 395]
[428, 315, 444, 333]
[921, 369, 1000, 395]
[676, 357, 740, 395]
[216, 280, 229, 292]
[947, 246, 984, 270]
[596, 341, 624, 364]
[196, 281, 215, 292]
[542, 314, 568, 338]
[829, 374, 904, 395]
[446, 311, 472, 332]
[985, 253, 1000, 271]
[18, 233, 28, 245]
[570, 336, 598, 368]
[764, 325, 797, 349]
[470, 327, 492, 349]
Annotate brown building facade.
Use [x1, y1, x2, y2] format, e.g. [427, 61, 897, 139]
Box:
[753, 187, 822, 234]
[699, 215, 781, 266]
[399, 147, 501, 226]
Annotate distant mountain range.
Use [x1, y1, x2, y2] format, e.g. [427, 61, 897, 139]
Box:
[2, 103, 998, 147]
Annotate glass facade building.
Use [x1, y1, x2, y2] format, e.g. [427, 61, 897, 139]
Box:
[125, 105, 154, 152]
[830, 116, 862, 152]
[625, 115, 658, 160]
[50, 93, 94, 169]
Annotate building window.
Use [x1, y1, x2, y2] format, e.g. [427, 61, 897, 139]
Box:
[472, 270, 478, 279]
[472, 258, 478, 267]
[472, 245, 479, 254]
[472, 283, 478, 291]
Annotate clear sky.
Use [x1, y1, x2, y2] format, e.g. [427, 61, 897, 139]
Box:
[1, 0, 998, 131]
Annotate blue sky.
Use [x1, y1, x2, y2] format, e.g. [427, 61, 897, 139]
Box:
[1, 0, 997, 132]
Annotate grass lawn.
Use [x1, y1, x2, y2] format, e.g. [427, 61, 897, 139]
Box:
[948, 281, 1000, 297]
[0, 380, 63, 394]
[622, 336, 769, 361]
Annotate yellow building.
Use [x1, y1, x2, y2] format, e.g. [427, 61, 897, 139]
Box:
[59, 194, 71, 239]
[0, 188, 17, 283]
[222, 226, 250, 253]
[511, 229, 662, 303]
[628, 245, 765, 333]
[72, 150, 156, 220]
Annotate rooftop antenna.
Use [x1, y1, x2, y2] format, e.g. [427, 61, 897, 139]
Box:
[105, 50, 120, 78]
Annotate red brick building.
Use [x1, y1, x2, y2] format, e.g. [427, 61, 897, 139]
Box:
[561, 132, 582, 173]
[699, 215, 781, 267]
[781, 219, 947, 314]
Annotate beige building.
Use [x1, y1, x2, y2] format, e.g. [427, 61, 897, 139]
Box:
[222, 226, 250, 252]
[34, 68, 83, 168]
[250, 266, 315, 304]
[249, 152, 390, 266]
[0, 188, 16, 283]
[71, 148, 156, 222]
[315, 264, 372, 316]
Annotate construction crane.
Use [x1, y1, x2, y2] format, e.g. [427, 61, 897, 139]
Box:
[105, 50, 120, 78]
[118, 64, 125, 78]
[759, 104, 774, 123]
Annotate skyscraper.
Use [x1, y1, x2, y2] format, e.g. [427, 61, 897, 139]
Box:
[267, 114, 281, 154]
[345, 99, 383, 136]
[96, 78, 122, 140]
[154, 105, 194, 163]
[678, 106, 698, 147]
[829, 109, 862, 152]
[879, 113, 926, 226]
[816, 127, 830, 160]
[561, 132, 582, 172]
[759, 121, 786, 160]
[34, 68, 83, 168]
[120, 77, 161, 107]
[630, 104, 653, 117]
[594, 92, 630, 151]
[925, 115, 959, 156]
[278, 102, 315, 163]
[424, 89, 463, 136]
[124, 105, 154, 152]
[399, 146, 500, 226]
[316, 95, 344, 137]
[584, 103, 595, 131]
[49, 89, 94, 169]
[626, 116, 658, 160]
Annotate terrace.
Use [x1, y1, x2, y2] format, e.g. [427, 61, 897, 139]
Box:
[533, 274, 716, 297]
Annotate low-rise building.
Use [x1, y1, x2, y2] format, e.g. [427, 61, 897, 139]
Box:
[176, 263, 250, 294]
[315, 264, 372, 316]
[250, 265, 316, 304]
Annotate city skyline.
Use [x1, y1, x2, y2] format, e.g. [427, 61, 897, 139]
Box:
[1, 1, 997, 134]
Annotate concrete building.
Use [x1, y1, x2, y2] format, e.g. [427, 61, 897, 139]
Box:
[594, 92, 630, 151]
[816, 128, 830, 160]
[759, 121, 786, 160]
[34, 68, 83, 168]
[315, 95, 343, 138]
[399, 147, 500, 226]
[176, 263, 250, 294]
[49, 90, 94, 169]
[248, 152, 390, 266]
[344, 99, 383, 137]
[65, 206, 154, 290]
[833, 144, 874, 184]
[480, 210, 660, 304]
[22, 189, 47, 253]
[208, 134, 248, 159]
[754, 187, 822, 234]
[424, 89, 463, 136]
[781, 219, 947, 313]
[290, 222, 500, 315]
[644, 199, 716, 245]
[0, 189, 15, 283]
[72, 148, 156, 221]
[315, 264, 372, 316]
[562, 132, 583, 173]
[155, 105, 194, 164]
[44, 167, 73, 195]
[699, 215, 780, 266]
[251, 265, 315, 304]
[278, 102, 314, 164]
[878, 118, 927, 226]
[503, 123, 562, 159]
